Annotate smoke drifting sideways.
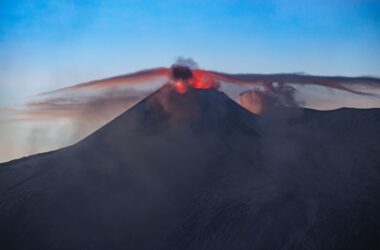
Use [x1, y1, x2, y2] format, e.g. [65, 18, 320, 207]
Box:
[213, 72, 380, 114]
[0, 68, 170, 162]
[1, 61, 380, 162]
[169, 58, 220, 94]
[10, 62, 379, 123]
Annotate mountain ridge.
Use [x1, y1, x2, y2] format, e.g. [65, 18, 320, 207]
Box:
[1, 86, 380, 249]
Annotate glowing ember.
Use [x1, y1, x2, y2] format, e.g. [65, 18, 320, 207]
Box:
[170, 65, 219, 93]
[190, 70, 218, 89]
[175, 80, 187, 94]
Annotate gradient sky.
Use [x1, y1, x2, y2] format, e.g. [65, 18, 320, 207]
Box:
[1, 0, 380, 106]
[1, 0, 380, 162]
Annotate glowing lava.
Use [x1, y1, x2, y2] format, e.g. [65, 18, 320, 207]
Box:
[174, 80, 188, 94]
[189, 70, 219, 89]
[170, 65, 219, 94]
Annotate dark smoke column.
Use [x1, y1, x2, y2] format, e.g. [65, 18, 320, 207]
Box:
[169, 65, 194, 93]
[171, 65, 194, 81]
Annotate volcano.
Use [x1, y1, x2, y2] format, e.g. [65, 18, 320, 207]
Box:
[1, 85, 380, 249]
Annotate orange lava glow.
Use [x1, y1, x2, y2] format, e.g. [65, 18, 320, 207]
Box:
[190, 70, 219, 89]
[171, 68, 220, 94]
[175, 80, 187, 94]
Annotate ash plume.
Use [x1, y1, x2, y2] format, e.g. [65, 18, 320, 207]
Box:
[39, 68, 170, 95]
[239, 81, 302, 114]
[173, 56, 198, 69]
[213, 71, 380, 97]
[170, 65, 193, 81]
[2, 65, 380, 124]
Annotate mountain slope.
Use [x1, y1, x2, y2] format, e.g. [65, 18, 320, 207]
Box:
[1, 86, 380, 250]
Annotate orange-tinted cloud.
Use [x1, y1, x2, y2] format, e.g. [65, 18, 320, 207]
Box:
[3, 67, 380, 123]
[211, 72, 380, 96]
[1, 67, 380, 163]
[40, 67, 170, 95]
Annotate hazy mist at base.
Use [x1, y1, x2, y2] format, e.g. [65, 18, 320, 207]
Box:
[1, 87, 379, 249]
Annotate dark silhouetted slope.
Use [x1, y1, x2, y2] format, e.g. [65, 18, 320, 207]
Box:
[1, 86, 380, 250]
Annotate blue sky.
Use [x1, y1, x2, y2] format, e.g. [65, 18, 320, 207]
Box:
[0, 0, 380, 162]
[1, 0, 380, 105]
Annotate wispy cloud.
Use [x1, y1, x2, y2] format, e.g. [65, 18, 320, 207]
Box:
[39, 68, 170, 95]
[1, 67, 380, 163]
[4, 67, 380, 123]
